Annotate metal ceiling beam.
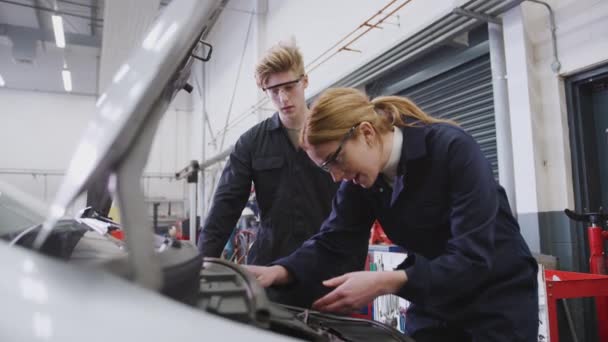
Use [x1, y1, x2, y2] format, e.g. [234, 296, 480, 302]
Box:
[91, 0, 97, 36]
[0, 23, 101, 47]
[0, 0, 103, 21]
[57, 0, 98, 9]
[453, 8, 501, 24]
[33, 0, 48, 34]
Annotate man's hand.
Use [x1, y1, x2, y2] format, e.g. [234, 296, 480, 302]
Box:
[243, 265, 291, 287]
[312, 271, 407, 314]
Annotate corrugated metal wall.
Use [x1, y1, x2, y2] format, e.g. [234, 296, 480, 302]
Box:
[396, 55, 498, 178]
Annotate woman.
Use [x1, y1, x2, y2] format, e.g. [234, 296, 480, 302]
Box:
[246, 88, 538, 341]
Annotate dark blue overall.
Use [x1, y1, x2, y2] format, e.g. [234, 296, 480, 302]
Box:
[274, 123, 539, 341]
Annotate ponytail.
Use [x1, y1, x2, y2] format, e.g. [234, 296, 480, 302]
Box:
[303, 88, 456, 148]
[371, 96, 457, 127]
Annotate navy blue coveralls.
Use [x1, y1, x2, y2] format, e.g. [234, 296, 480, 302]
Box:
[274, 123, 539, 341]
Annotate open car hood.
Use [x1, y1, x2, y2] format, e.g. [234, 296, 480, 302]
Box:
[34, 0, 221, 291]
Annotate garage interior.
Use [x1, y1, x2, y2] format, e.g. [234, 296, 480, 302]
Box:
[1, 0, 607, 341]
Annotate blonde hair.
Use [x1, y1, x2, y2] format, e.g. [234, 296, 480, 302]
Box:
[255, 40, 305, 88]
[301, 87, 456, 146]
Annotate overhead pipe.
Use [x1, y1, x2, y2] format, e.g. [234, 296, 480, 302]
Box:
[524, 0, 560, 73]
[200, 146, 234, 170]
[488, 22, 517, 215]
[0, 168, 175, 179]
[449, 2, 518, 215]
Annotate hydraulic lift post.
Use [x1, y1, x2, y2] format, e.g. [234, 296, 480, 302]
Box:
[176, 160, 200, 245]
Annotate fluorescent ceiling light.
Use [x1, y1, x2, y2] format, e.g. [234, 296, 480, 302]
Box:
[51, 15, 66, 48]
[62, 69, 72, 92]
[0, 73, 5, 87]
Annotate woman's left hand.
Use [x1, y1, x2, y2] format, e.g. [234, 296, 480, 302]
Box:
[312, 271, 407, 314]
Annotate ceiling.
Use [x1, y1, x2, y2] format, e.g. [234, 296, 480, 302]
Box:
[0, 0, 104, 95]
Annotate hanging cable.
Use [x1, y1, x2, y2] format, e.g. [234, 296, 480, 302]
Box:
[205, 7, 256, 201]
[218, 9, 256, 152]
[193, 74, 217, 144]
[304, 0, 398, 70]
[307, 0, 414, 74]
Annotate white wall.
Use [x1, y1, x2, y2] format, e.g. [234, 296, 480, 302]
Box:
[0, 86, 194, 216]
[505, 0, 608, 213]
[0, 89, 94, 170]
[145, 94, 193, 203]
[0, 88, 94, 212]
[529, 0, 608, 212]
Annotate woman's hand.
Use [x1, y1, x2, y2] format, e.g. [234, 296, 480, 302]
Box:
[243, 265, 291, 287]
[312, 271, 407, 314]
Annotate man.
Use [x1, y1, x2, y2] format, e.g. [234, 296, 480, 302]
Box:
[198, 41, 339, 305]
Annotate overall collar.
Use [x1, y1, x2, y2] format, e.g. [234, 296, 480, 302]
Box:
[266, 112, 282, 131]
[374, 125, 429, 207]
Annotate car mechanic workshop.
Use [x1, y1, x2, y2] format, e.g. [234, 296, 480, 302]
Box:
[1, 0, 607, 341]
